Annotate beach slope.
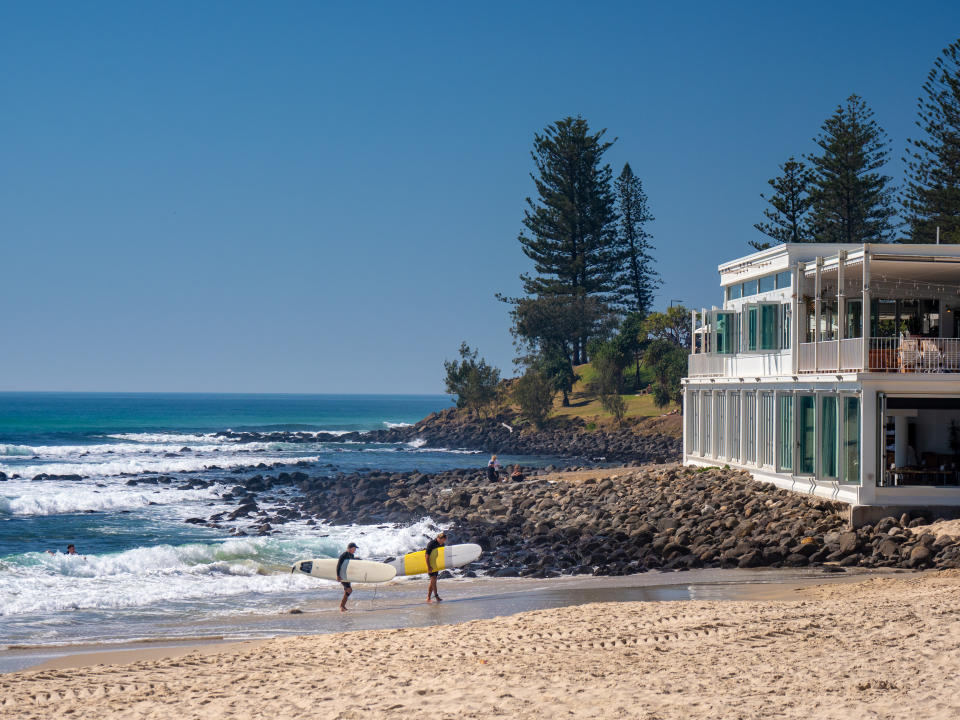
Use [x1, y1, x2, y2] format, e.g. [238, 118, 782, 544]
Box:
[4, 572, 960, 719]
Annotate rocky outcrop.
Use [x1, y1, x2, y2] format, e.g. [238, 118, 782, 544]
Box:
[214, 408, 682, 464]
[171, 464, 960, 575]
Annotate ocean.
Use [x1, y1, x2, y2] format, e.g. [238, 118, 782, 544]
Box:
[0, 392, 555, 653]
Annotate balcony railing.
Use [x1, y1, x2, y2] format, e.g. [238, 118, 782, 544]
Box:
[798, 337, 960, 373]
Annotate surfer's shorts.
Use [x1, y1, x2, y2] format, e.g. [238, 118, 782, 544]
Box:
[341, 581, 352, 590]
[428, 571, 439, 578]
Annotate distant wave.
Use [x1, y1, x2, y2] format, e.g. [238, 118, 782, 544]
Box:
[0, 453, 321, 481]
[383, 421, 412, 429]
[0, 485, 222, 517]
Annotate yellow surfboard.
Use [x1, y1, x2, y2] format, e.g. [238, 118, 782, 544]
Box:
[387, 544, 481, 576]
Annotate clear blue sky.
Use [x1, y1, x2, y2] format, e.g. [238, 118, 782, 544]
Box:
[2, 2, 957, 393]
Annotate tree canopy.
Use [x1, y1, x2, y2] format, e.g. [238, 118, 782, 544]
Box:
[614, 163, 659, 314]
[904, 38, 960, 243]
[807, 94, 898, 243]
[751, 156, 813, 249]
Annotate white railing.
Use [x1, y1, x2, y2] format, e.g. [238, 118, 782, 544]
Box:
[688, 353, 725, 377]
[840, 338, 864, 370]
[798, 342, 816, 372]
[799, 336, 960, 373]
[868, 337, 960, 373]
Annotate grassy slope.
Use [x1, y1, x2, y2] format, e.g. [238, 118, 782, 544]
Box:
[548, 363, 679, 432]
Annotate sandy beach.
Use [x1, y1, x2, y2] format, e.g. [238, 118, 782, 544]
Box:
[3, 570, 960, 719]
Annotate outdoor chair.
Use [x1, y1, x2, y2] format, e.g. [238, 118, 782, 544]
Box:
[898, 337, 920, 372]
[920, 339, 942, 373]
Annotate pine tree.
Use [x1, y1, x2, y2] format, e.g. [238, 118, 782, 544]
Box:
[614, 163, 659, 314]
[903, 38, 960, 243]
[807, 94, 897, 243]
[517, 116, 619, 362]
[750, 157, 813, 250]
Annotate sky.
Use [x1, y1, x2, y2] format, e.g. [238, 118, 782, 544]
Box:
[2, 1, 959, 393]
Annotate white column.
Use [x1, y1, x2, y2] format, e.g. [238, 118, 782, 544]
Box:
[837, 251, 845, 370]
[862, 248, 871, 370]
[858, 386, 878, 504]
[814, 257, 822, 370]
[793, 263, 803, 371]
[691, 311, 698, 353]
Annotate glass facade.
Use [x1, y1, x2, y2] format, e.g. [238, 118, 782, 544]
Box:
[821, 396, 838, 478]
[760, 304, 779, 350]
[843, 397, 860, 484]
[748, 307, 758, 351]
[799, 395, 816, 475]
[703, 393, 712, 457]
[760, 392, 774, 467]
[716, 312, 736, 354]
[759, 275, 775, 293]
[778, 395, 794, 472]
[775, 270, 791, 289]
[717, 392, 727, 459]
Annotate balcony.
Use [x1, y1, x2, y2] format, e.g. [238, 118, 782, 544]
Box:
[797, 337, 960, 373]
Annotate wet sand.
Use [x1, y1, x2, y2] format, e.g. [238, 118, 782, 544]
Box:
[2, 566, 877, 673]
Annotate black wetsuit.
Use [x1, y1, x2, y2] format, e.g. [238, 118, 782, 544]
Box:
[337, 551, 353, 588]
[425, 539, 442, 577]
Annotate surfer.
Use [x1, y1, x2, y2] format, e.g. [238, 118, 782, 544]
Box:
[337, 542, 358, 612]
[425, 532, 447, 603]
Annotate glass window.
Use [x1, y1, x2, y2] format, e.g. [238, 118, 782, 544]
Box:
[743, 279, 758, 297]
[922, 299, 940, 337]
[688, 391, 699, 455]
[745, 392, 756, 464]
[799, 395, 815, 475]
[819, 299, 838, 342]
[703, 393, 712, 458]
[748, 306, 758, 351]
[760, 392, 774, 467]
[715, 312, 736, 354]
[776, 270, 791, 289]
[759, 275, 775, 293]
[821, 396, 838, 479]
[778, 394, 794, 473]
[846, 299, 862, 339]
[760, 304, 779, 350]
[780, 305, 792, 349]
[842, 397, 860, 484]
[872, 299, 898, 338]
[717, 392, 727, 459]
[727, 284, 742, 300]
[730, 392, 740, 461]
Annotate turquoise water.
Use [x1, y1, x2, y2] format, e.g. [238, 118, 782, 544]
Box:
[0, 393, 555, 650]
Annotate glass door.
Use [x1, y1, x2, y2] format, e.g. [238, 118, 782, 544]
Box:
[820, 396, 838, 479]
[842, 396, 860, 484]
[798, 394, 816, 475]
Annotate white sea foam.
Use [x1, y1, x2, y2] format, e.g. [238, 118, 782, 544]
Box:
[408, 437, 427, 448]
[0, 485, 223, 516]
[384, 421, 412, 428]
[0, 454, 321, 480]
[0, 518, 444, 615]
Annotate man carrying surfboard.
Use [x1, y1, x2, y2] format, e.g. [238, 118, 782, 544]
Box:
[337, 542, 358, 612]
[425, 532, 446, 603]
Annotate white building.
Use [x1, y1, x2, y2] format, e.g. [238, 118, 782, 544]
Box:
[682, 243, 960, 522]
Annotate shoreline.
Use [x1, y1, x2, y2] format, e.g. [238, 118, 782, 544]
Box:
[3, 570, 959, 719]
[1, 566, 884, 674]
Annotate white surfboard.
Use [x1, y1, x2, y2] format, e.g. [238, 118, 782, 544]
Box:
[387, 543, 482, 577]
[292, 557, 396, 584]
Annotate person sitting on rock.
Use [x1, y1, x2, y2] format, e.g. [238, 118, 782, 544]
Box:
[509, 465, 524, 482]
[486, 454, 500, 483]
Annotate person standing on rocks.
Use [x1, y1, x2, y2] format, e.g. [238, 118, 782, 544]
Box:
[486, 455, 500, 483]
[337, 542, 358, 612]
[425, 532, 447, 603]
